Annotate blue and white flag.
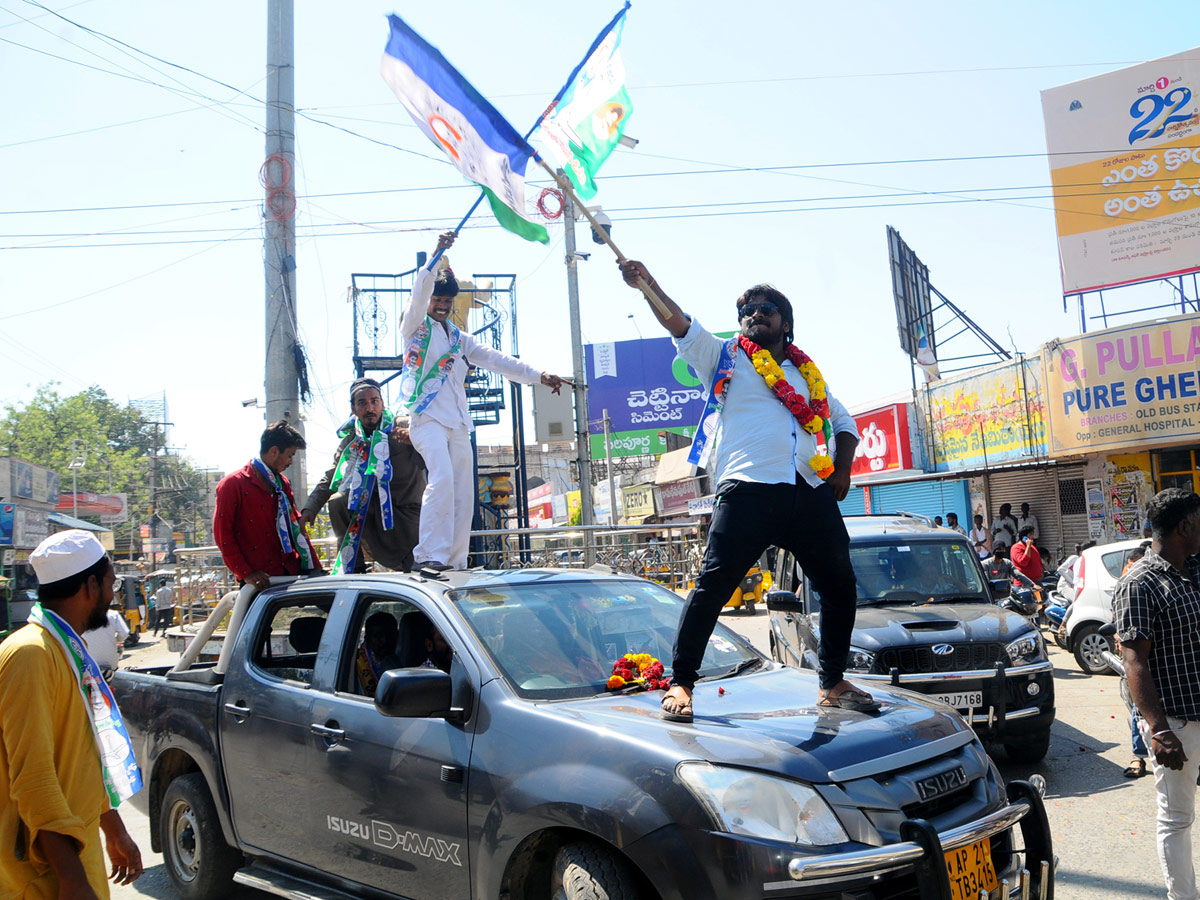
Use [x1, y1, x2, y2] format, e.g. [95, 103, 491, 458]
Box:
[381, 15, 549, 244]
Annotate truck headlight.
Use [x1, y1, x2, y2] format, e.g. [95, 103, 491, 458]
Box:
[846, 646, 875, 672]
[1006, 633, 1045, 664]
[676, 762, 848, 847]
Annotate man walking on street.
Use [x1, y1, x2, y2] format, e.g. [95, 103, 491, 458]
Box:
[1114, 488, 1200, 900]
[214, 421, 324, 590]
[301, 378, 426, 574]
[400, 232, 569, 571]
[0, 530, 142, 900]
[152, 579, 174, 636]
[969, 514, 991, 559]
[619, 259, 869, 722]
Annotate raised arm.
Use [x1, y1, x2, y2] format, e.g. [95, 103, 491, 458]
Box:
[618, 260, 691, 338]
[400, 231, 457, 343]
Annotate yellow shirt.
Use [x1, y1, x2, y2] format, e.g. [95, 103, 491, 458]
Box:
[0, 625, 111, 900]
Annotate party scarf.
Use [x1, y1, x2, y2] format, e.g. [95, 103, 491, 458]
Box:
[687, 338, 737, 468]
[251, 457, 315, 570]
[355, 643, 383, 695]
[399, 318, 462, 414]
[329, 411, 394, 575]
[28, 603, 143, 806]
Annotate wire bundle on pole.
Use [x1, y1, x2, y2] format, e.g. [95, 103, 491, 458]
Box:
[260, 153, 295, 222]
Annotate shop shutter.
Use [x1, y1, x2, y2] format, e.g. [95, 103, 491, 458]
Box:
[868, 479, 970, 525]
[985, 466, 1068, 563]
[1056, 466, 1091, 555]
[838, 486, 866, 517]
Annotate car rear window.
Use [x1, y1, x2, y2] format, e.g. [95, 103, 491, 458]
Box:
[1101, 551, 1130, 579]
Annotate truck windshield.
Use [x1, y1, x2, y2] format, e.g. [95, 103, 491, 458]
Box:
[450, 579, 757, 699]
[848, 540, 989, 605]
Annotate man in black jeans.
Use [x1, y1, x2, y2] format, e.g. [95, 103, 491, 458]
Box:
[620, 259, 869, 722]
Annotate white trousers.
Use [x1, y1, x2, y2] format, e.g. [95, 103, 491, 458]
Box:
[410, 418, 475, 570]
[1139, 716, 1200, 900]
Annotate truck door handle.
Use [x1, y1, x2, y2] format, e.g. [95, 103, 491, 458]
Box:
[223, 702, 251, 717]
[311, 723, 346, 742]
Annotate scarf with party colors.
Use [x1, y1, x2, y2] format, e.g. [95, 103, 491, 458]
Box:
[687, 337, 836, 478]
[328, 411, 394, 575]
[28, 603, 143, 806]
[399, 317, 462, 414]
[251, 457, 315, 570]
[355, 642, 385, 695]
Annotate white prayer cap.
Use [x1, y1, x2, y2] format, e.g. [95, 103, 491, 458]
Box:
[30, 529, 106, 585]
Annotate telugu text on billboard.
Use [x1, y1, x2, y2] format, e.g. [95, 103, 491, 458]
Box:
[1043, 313, 1200, 455]
[1041, 48, 1200, 295]
[924, 359, 1048, 471]
[850, 403, 915, 478]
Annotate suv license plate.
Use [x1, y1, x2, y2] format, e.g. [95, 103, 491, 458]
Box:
[932, 691, 983, 710]
[944, 837, 998, 900]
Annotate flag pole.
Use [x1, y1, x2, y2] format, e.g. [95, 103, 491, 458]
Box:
[534, 157, 670, 318]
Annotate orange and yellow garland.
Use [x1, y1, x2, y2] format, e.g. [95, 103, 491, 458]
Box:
[740, 336, 836, 479]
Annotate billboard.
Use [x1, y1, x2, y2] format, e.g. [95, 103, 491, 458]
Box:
[584, 336, 713, 458]
[1041, 48, 1200, 294]
[923, 358, 1048, 471]
[887, 226, 938, 377]
[1043, 312, 1200, 455]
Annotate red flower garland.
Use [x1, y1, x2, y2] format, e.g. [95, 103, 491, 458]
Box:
[737, 336, 830, 425]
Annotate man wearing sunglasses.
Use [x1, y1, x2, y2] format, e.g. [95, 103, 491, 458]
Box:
[619, 260, 869, 722]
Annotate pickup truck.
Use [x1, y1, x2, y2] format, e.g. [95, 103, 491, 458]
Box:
[112, 568, 1055, 900]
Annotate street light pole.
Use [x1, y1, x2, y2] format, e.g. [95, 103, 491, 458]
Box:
[68, 439, 86, 519]
[562, 180, 595, 533]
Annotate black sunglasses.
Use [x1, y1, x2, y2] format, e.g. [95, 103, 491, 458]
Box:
[738, 300, 779, 319]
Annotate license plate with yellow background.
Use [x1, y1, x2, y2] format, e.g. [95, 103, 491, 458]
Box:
[944, 837, 999, 900]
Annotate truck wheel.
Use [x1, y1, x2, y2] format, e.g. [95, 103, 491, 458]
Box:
[1004, 729, 1052, 763]
[1072, 623, 1115, 675]
[551, 842, 640, 900]
[160, 773, 241, 900]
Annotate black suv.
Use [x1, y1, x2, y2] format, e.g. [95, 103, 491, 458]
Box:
[768, 514, 1056, 762]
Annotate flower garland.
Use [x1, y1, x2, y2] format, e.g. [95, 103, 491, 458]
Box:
[606, 653, 671, 691]
[740, 335, 836, 479]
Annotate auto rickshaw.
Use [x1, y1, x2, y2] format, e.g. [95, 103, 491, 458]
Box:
[115, 576, 148, 646]
[725, 559, 773, 614]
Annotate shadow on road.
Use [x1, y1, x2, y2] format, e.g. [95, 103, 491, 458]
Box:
[1055, 866, 1164, 898]
[996, 716, 1144, 799]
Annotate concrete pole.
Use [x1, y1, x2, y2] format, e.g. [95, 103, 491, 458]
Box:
[264, 0, 305, 496]
[562, 179, 594, 533]
[603, 409, 617, 526]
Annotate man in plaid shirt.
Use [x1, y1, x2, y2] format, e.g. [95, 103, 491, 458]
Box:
[1114, 488, 1200, 900]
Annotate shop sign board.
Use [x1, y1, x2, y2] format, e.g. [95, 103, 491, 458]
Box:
[924, 358, 1048, 471]
[621, 483, 656, 522]
[687, 497, 715, 516]
[850, 403, 915, 478]
[1043, 313, 1200, 455]
[585, 333, 733, 459]
[13, 508, 49, 549]
[655, 479, 700, 515]
[1041, 48, 1200, 295]
[144, 538, 170, 555]
[527, 483, 553, 525]
[0, 504, 12, 546]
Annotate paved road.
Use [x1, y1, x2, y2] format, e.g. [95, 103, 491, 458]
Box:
[105, 612, 1185, 900]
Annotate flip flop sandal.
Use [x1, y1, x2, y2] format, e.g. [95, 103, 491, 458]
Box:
[660, 693, 694, 723]
[1123, 759, 1147, 778]
[818, 688, 881, 713]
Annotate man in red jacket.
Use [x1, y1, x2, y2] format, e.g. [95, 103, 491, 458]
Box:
[1010, 526, 1044, 582]
[214, 421, 323, 588]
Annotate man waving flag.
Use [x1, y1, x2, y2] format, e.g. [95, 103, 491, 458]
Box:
[381, 15, 549, 244]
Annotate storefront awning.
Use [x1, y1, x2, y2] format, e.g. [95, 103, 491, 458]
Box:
[654, 447, 696, 485]
[48, 512, 111, 534]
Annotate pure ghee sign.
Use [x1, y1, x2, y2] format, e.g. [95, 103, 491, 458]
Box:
[1043, 313, 1200, 455]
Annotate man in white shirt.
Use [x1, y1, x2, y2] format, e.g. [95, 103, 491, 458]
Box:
[399, 233, 570, 571]
[1017, 502, 1039, 542]
[152, 580, 175, 635]
[620, 259, 869, 722]
[946, 512, 967, 535]
[990, 503, 1018, 550]
[969, 514, 991, 559]
[81, 605, 129, 680]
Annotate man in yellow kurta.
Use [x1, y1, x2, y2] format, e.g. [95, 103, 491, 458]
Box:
[0, 531, 142, 900]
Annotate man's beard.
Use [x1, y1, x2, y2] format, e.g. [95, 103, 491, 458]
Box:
[86, 601, 111, 632]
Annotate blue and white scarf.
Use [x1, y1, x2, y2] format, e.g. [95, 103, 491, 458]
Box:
[399, 317, 463, 414]
[250, 457, 315, 570]
[687, 338, 738, 468]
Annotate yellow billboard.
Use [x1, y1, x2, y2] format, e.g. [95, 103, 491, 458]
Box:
[1041, 48, 1200, 294]
[1043, 313, 1200, 455]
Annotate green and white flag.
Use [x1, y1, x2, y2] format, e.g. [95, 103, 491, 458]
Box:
[539, 4, 632, 201]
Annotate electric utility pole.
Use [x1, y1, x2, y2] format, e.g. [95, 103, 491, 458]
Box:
[562, 180, 595, 529]
[263, 0, 305, 495]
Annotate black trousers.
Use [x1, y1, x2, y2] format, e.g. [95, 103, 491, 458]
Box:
[672, 477, 857, 691]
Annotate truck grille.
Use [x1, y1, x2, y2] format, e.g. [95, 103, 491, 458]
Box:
[875, 643, 1006, 674]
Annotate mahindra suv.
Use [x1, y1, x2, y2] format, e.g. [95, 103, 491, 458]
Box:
[768, 513, 1056, 762]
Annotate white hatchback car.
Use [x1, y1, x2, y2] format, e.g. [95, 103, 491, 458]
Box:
[1062, 538, 1148, 674]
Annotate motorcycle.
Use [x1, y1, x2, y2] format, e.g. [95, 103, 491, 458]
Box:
[1043, 590, 1072, 648]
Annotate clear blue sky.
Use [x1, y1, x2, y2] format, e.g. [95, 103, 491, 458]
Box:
[3, 0, 1198, 486]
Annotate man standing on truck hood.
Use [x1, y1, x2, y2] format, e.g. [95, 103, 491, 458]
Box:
[0, 529, 142, 900]
[300, 378, 426, 573]
[619, 260, 870, 723]
[1114, 488, 1200, 900]
[214, 421, 324, 589]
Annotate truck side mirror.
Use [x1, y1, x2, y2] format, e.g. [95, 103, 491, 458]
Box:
[766, 590, 803, 614]
[376, 668, 458, 719]
[989, 579, 1011, 600]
